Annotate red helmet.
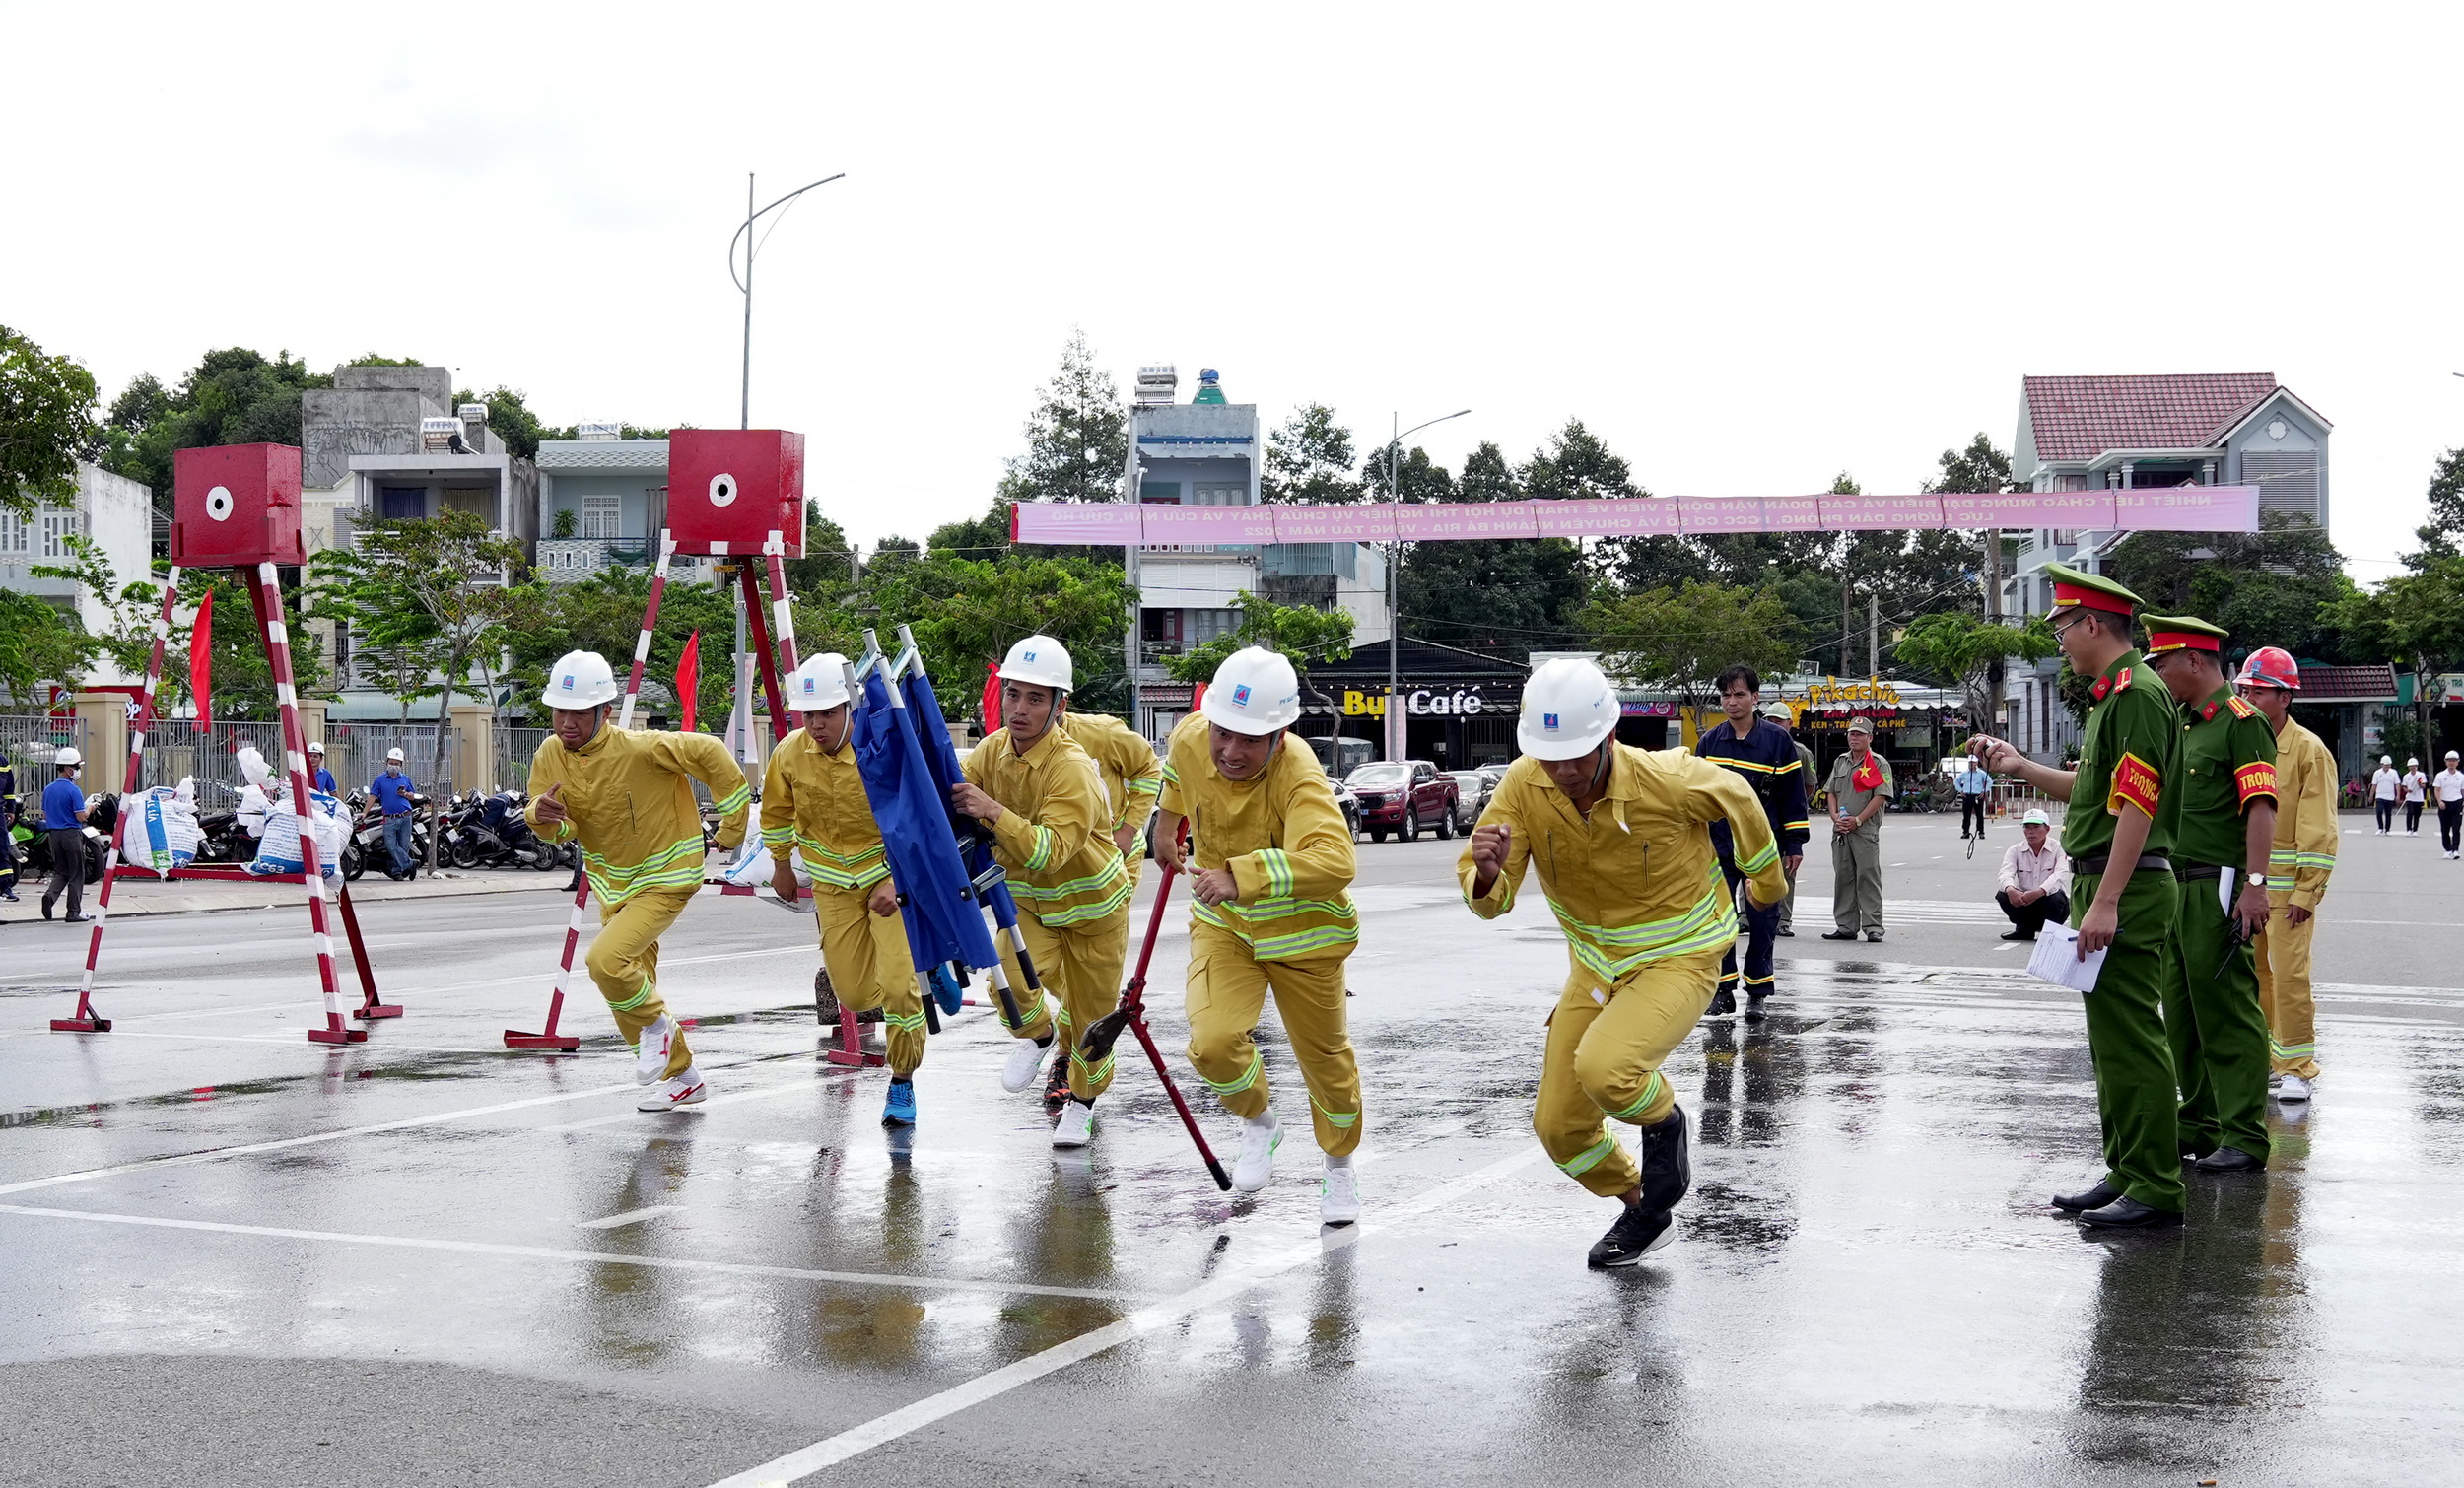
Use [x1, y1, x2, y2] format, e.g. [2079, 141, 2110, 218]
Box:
[2238, 645, 2300, 690]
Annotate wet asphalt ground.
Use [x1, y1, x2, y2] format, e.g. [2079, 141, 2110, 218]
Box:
[1, 811, 2458, 1486]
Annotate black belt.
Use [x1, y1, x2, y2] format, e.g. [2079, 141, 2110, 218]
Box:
[2173, 861, 2224, 882]
[2069, 853, 2172, 876]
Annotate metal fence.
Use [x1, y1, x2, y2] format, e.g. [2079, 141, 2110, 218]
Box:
[496, 727, 551, 795]
[1, 715, 88, 796]
[137, 721, 292, 810]
[326, 722, 455, 801]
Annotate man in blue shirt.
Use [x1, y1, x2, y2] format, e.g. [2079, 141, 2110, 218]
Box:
[40, 747, 94, 922]
[308, 740, 337, 796]
[1954, 755, 1991, 840]
[1694, 665, 1809, 1021]
[370, 749, 419, 880]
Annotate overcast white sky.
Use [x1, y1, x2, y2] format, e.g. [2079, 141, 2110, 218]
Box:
[9, 2, 2461, 577]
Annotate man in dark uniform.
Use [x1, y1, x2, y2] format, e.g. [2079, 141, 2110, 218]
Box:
[1694, 665, 1808, 1020]
[1968, 564, 2184, 1230]
[2140, 614, 2277, 1175]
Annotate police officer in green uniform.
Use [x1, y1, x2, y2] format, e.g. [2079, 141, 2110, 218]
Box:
[2140, 614, 2278, 1174]
[1967, 564, 2184, 1230]
[1819, 716, 1893, 942]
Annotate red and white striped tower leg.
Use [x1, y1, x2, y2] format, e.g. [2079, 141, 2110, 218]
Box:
[52, 568, 182, 1034]
[250, 562, 363, 1046]
[763, 530, 800, 679]
[508, 530, 675, 1051]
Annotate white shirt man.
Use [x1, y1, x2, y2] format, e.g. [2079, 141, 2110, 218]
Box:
[2402, 760, 2430, 836]
[2435, 752, 2464, 859]
[2372, 758, 2400, 835]
[1994, 809, 2072, 942]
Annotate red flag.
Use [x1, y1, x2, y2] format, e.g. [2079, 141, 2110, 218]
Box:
[676, 630, 701, 733]
[190, 588, 214, 732]
[982, 660, 1002, 732]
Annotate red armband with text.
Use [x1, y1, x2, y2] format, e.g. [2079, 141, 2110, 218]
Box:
[2233, 760, 2278, 809]
[2108, 753, 2161, 819]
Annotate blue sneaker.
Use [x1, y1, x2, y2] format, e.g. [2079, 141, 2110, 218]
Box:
[882, 1077, 917, 1127]
[927, 965, 964, 1017]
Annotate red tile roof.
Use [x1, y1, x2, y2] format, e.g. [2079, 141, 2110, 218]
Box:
[2294, 663, 2397, 703]
[2023, 374, 2279, 462]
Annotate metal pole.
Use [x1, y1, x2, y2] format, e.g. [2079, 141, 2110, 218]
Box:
[1387, 412, 1400, 761]
[740, 173, 754, 431]
[1869, 592, 1880, 677]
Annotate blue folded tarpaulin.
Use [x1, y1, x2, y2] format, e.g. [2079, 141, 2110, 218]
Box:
[851, 668, 998, 975]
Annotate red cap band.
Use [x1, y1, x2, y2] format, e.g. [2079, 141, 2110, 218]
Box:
[2051, 581, 2133, 616]
[2144, 630, 2222, 655]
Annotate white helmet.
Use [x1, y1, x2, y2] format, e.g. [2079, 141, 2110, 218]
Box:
[386, 747, 405, 763]
[541, 649, 621, 710]
[1517, 659, 1619, 761]
[999, 634, 1073, 693]
[54, 746, 82, 767]
[786, 653, 852, 712]
[2409, 757, 2421, 768]
[2383, 755, 2394, 766]
[1200, 646, 1302, 736]
[307, 741, 325, 756]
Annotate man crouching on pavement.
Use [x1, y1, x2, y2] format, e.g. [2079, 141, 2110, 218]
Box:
[1995, 807, 2072, 941]
[1460, 658, 1788, 1267]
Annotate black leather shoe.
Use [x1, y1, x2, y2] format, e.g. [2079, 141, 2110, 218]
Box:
[2000, 928, 2034, 941]
[1705, 987, 1736, 1018]
[2079, 1196, 2184, 1230]
[62, 914, 92, 923]
[1639, 1106, 1691, 1212]
[1744, 992, 1769, 1023]
[1865, 930, 1884, 943]
[1587, 1203, 1676, 1267]
[2193, 1146, 2265, 1174]
[1820, 929, 1859, 941]
[2051, 1179, 2122, 1211]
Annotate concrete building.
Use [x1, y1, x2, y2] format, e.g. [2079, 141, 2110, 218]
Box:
[298, 364, 537, 560]
[1999, 372, 2331, 761]
[1, 461, 154, 683]
[534, 429, 679, 583]
[1127, 367, 1390, 740]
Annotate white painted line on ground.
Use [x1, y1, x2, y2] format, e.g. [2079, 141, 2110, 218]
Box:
[537, 1075, 844, 1133]
[576, 1205, 686, 1230]
[0, 1203, 1141, 1301]
[98, 1030, 506, 1055]
[702, 1142, 1547, 1488]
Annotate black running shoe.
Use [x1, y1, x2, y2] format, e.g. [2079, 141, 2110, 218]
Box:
[1587, 1204, 1676, 1267]
[1639, 1105, 1692, 1213]
[1044, 1050, 1074, 1106]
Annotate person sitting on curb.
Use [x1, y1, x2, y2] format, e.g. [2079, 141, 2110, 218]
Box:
[1994, 807, 2072, 941]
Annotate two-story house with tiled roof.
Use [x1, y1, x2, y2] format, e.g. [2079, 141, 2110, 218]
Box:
[1999, 372, 2330, 760]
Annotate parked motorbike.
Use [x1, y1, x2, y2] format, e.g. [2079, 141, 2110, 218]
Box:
[18, 792, 116, 885]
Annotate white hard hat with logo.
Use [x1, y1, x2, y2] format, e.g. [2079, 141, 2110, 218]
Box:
[1517, 659, 1619, 761]
[786, 653, 853, 712]
[1200, 646, 1302, 736]
[54, 746, 82, 767]
[308, 740, 325, 756]
[386, 748, 405, 763]
[542, 649, 621, 710]
[999, 634, 1073, 693]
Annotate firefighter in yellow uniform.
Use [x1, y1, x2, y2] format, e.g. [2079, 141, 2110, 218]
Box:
[526, 649, 750, 1112]
[1460, 658, 1787, 1267]
[765, 653, 929, 1126]
[953, 635, 1134, 1148]
[2233, 645, 2335, 1103]
[1061, 710, 1163, 892]
[1150, 646, 1364, 1224]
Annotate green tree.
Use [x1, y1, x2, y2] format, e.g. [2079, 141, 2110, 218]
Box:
[2102, 511, 2360, 662]
[783, 500, 857, 589]
[929, 501, 1012, 557]
[1263, 403, 1363, 504]
[1161, 589, 1355, 713]
[0, 590, 92, 704]
[1893, 611, 2057, 726]
[1584, 580, 1802, 711]
[101, 348, 333, 510]
[2408, 446, 2464, 562]
[497, 568, 739, 731]
[34, 533, 331, 718]
[860, 553, 1137, 717]
[1925, 433, 2014, 495]
[1, 324, 102, 517]
[997, 329, 1127, 505]
[1390, 440, 1589, 658]
[451, 382, 572, 461]
[1360, 441, 1456, 503]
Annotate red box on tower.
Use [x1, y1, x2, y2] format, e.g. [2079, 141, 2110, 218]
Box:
[171, 443, 306, 567]
[665, 430, 805, 557]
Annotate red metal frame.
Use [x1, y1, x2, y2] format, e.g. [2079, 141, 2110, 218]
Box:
[1083, 834, 1232, 1189]
[55, 563, 391, 1041]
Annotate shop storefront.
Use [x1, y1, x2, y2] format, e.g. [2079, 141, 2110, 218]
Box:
[1300, 639, 1527, 771]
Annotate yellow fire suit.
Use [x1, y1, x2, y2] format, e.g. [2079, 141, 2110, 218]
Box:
[763, 727, 926, 1075]
[1061, 710, 1163, 892]
[526, 725, 749, 1078]
[1459, 746, 1786, 1197]
[963, 722, 1134, 1100]
[2257, 717, 2336, 1080]
[1157, 717, 1363, 1155]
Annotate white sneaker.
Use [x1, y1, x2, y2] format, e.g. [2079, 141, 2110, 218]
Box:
[1002, 1036, 1053, 1094]
[1052, 1098, 1095, 1148]
[1321, 1159, 1361, 1226]
[638, 1066, 708, 1112]
[634, 1015, 675, 1086]
[2277, 1074, 2312, 1103]
[1231, 1111, 1281, 1193]
[2268, 1072, 2283, 1089]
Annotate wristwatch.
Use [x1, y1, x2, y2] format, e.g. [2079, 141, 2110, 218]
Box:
[2244, 871, 2266, 888]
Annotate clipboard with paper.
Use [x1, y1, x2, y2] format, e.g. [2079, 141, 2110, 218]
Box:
[2026, 922, 2107, 994]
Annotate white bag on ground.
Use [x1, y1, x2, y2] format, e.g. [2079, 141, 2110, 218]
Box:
[249, 790, 347, 880]
[125, 782, 203, 876]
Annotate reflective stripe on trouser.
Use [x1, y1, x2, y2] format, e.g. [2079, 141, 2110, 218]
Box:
[585, 883, 696, 1080]
[1184, 917, 1361, 1156]
[2255, 903, 2319, 1080]
[2164, 877, 2273, 1162]
[1830, 831, 1883, 933]
[1718, 857, 1778, 993]
[995, 899, 1130, 1102]
[1535, 947, 1716, 1198]
[816, 886, 925, 1076]
[2072, 870, 2184, 1212]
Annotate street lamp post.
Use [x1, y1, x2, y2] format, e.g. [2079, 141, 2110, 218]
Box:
[729, 171, 846, 429]
[1384, 408, 1472, 760]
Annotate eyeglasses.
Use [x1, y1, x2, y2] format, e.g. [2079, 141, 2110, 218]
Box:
[2048, 613, 2091, 644]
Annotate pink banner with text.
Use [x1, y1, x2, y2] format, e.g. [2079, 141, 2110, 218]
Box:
[1012, 487, 2260, 545]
